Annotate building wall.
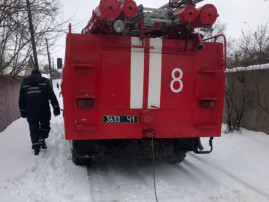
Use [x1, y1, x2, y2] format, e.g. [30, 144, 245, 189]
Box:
[224, 69, 269, 134]
[0, 76, 21, 132]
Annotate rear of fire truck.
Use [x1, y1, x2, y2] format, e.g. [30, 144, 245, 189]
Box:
[61, 0, 226, 166]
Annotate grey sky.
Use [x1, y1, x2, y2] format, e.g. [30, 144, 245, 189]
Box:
[53, 0, 269, 61]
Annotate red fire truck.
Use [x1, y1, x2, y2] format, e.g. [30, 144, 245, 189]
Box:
[60, 0, 226, 165]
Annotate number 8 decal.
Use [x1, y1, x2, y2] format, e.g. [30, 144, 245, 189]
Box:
[170, 68, 183, 93]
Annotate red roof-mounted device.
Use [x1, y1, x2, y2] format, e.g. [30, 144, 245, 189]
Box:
[122, 0, 138, 17]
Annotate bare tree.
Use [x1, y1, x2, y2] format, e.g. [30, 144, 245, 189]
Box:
[0, 0, 67, 78]
[225, 23, 269, 132]
[224, 74, 247, 133]
[197, 20, 226, 39]
[229, 23, 269, 68]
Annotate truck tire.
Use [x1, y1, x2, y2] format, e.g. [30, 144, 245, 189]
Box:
[72, 148, 92, 166]
[164, 151, 186, 164]
[71, 140, 94, 166]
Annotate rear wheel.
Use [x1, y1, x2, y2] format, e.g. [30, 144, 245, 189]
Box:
[164, 151, 186, 164]
[72, 147, 92, 166]
[71, 140, 96, 166]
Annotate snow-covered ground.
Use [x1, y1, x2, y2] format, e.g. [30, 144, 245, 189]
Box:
[0, 80, 269, 202]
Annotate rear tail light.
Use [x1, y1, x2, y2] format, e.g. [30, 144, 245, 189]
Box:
[201, 100, 215, 108]
[76, 98, 94, 108]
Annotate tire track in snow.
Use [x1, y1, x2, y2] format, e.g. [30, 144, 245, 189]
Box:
[87, 156, 219, 202]
[86, 154, 269, 202]
[156, 157, 269, 202]
[87, 157, 158, 202]
[87, 157, 131, 202]
[188, 153, 269, 200]
[161, 158, 220, 187]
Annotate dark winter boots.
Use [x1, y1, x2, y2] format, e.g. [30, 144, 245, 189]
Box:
[39, 138, 47, 149]
[33, 139, 47, 155]
[34, 148, 40, 155]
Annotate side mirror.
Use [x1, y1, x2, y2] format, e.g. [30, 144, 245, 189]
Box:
[57, 58, 63, 69]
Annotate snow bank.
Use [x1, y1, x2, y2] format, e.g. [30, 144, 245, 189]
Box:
[225, 63, 269, 73]
[42, 73, 50, 79]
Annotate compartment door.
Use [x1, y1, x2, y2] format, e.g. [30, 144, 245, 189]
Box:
[102, 50, 131, 109]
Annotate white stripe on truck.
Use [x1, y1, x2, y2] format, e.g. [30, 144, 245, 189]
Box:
[130, 37, 144, 109]
[148, 38, 163, 109]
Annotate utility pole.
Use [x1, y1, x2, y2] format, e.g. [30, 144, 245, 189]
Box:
[52, 57, 55, 70]
[46, 38, 53, 89]
[26, 0, 39, 70]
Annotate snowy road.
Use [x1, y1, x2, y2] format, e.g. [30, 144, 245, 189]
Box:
[0, 80, 269, 202]
[1, 117, 268, 202]
[87, 137, 269, 202]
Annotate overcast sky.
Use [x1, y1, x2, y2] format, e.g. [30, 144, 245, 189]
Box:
[52, 0, 269, 62]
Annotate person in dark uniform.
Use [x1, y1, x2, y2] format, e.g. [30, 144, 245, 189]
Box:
[19, 69, 60, 155]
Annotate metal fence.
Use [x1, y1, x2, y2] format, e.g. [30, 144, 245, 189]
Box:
[0, 76, 21, 132]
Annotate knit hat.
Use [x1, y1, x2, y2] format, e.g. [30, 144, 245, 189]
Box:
[31, 69, 41, 76]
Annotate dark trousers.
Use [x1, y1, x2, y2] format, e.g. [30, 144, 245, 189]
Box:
[28, 120, 51, 149]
